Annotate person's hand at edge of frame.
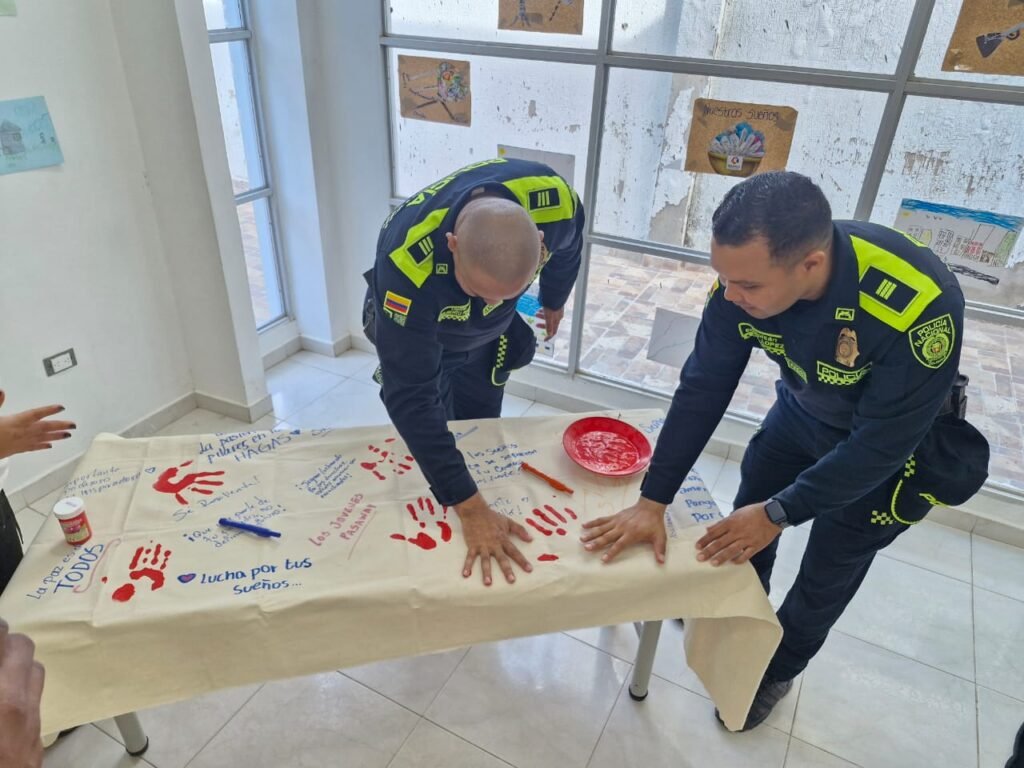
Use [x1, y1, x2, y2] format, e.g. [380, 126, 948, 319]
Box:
[454, 493, 533, 586]
[0, 391, 76, 461]
[0, 618, 46, 768]
[580, 498, 668, 565]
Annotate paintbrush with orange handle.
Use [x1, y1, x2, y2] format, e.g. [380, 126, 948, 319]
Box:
[521, 461, 574, 495]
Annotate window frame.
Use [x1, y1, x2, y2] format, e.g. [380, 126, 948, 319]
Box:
[208, 0, 291, 331]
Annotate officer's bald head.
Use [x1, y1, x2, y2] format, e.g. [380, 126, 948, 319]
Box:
[448, 197, 541, 301]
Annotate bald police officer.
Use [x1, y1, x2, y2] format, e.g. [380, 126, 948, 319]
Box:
[365, 158, 585, 586]
[581, 171, 987, 730]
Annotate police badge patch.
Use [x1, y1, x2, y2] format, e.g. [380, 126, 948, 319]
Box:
[835, 327, 859, 367]
[908, 313, 955, 369]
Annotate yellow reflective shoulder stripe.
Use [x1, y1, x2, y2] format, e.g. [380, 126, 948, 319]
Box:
[851, 235, 941, 332]
[501, 175, 575, 224]
[387, 207, 448, 288]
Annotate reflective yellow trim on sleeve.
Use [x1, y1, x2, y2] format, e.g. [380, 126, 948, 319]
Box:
[387, 207, 449, 288]
[501, 176, 575, 224]
[851, 235, 942, 332]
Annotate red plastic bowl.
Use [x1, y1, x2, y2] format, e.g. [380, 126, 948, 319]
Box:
[562, 417, 653, 477]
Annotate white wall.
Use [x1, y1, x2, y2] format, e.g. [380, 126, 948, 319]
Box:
[0, 0, 270, 493]
[0, 0, 194, 491]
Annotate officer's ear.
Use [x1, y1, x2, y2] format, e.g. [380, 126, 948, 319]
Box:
[800, 248, 827, 277]
[446, 232, 458, 254]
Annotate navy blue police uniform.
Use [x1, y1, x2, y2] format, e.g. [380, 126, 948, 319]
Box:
[640, 220, 983, 682]
[365, 158, 585, 507]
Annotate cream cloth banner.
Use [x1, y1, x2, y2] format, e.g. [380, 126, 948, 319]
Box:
[0, 410, 780, 733]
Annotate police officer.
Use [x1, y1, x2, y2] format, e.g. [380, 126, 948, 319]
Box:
[365, 158, 585, 586]
[581, 171, 988, 729]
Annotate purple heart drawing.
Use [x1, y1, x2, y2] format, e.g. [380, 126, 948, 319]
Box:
[177, 573, 196, 584]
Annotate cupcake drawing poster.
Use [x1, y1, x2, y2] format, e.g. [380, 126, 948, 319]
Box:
[685, 99, 798, 178]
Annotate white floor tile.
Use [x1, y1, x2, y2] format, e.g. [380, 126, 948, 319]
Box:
[879, 520, 973, 583]
[711, 460, 742, 506]
[343, 648, 468, 714]
[588, 675, 790, 768]
[974, 587, 1024, 700]
[388, 720, 513, 768]
[834, 555, 975, 680]
[425, 633, 629, 768]
[767, 526, 810, 611]
[285, 377, 390, 430]
[155, 408, 275, 437]
[784, 738, 858, 768]
[500, 394, 533, 418]
[522, 401, 567, 417]
[95, 684, 260, 768]
[794, 632, 977, 768]
[972, 535, 1024, 603]
[28, 487, 65, 519]
[188, 672, 418, 768]
[265, 359, 346, 421]
[978, 686, 1024, 768]
[15, 506, 46, 552]
[43, 724, 155, 768]
[290, 349, 378, 379]
[693, 452, 726, 491]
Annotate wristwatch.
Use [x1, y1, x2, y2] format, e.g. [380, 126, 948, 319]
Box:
[764, 498, 790, 529]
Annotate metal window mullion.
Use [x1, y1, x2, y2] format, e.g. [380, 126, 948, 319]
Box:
[905, 77, 1024, 106]
[589, 233, 711, 267]
[239, 0, 290, 324]
[234, 186, 271, 206]
[854, 0, 936, 220]
[565, 0, 617, 378]
[208, 28, 251, 44]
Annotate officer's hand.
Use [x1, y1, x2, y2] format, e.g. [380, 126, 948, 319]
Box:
[454, 493, 533, 586]
[536, 307, 564, 340]
[580, 498, 668, 564]
[0, 619, 45, 768]
[695, 502, 781, 566]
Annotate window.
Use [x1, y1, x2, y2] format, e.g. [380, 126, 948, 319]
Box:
[382, 0, 1024, 493]
[205, 0, 287, 329]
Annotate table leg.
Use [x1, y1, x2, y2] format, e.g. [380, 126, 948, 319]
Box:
[113, 712, 149, 756]
[628, 620, 662, 701]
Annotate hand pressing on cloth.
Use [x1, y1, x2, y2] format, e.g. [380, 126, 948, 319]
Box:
[0, 618, 45, 768]
[695, 502, 782, 566]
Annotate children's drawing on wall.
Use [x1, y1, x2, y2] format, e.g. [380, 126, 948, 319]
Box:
[685, 99, 797, 178]
[943, 0, 1024, 75]
[894, 199, 1024, 306]
[398, 55, 472, 126]
[0, 96, 63, 175]
[498, 0, 584, 35]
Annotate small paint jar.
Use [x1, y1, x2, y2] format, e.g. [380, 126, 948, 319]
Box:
[53, 497, 92, 546]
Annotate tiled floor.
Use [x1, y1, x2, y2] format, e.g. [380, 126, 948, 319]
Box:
[11, 350, 1024, 768]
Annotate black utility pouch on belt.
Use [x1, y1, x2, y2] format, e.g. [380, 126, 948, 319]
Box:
[890, 374, 990, 522]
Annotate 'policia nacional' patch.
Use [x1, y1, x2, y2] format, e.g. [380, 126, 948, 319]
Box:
[908, 313, 955, 369]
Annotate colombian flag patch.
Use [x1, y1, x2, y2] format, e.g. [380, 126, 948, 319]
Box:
[384, 291, 412, 316]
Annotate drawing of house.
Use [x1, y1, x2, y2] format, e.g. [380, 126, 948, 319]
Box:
[0, 119, 25, 155]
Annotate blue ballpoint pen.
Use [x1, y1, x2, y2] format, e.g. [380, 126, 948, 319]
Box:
[218, 518, 282, 538]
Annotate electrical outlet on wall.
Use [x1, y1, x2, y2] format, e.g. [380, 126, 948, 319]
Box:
[43, 348, 77, 376]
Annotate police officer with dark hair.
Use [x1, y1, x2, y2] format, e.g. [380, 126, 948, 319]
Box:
[581, 171, 988, 730]
[364, 158, 585, 587]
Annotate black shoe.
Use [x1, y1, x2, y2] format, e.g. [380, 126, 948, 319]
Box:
[714, 674, 793, 732]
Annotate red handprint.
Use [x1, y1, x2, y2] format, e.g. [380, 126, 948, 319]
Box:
[153, 460, 225, 505]
[525, 505, 578, 536]
[110, 543, 172, 603]
[361, 438, 415, 481]
[390, 497, 451, 550]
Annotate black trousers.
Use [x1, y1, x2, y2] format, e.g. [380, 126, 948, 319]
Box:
[374, 312, 537, 421]
[734, 390, 931, 682]
[0, 489, 24, 595]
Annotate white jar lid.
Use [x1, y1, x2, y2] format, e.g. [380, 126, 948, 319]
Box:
[53, 497, 86, 520]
